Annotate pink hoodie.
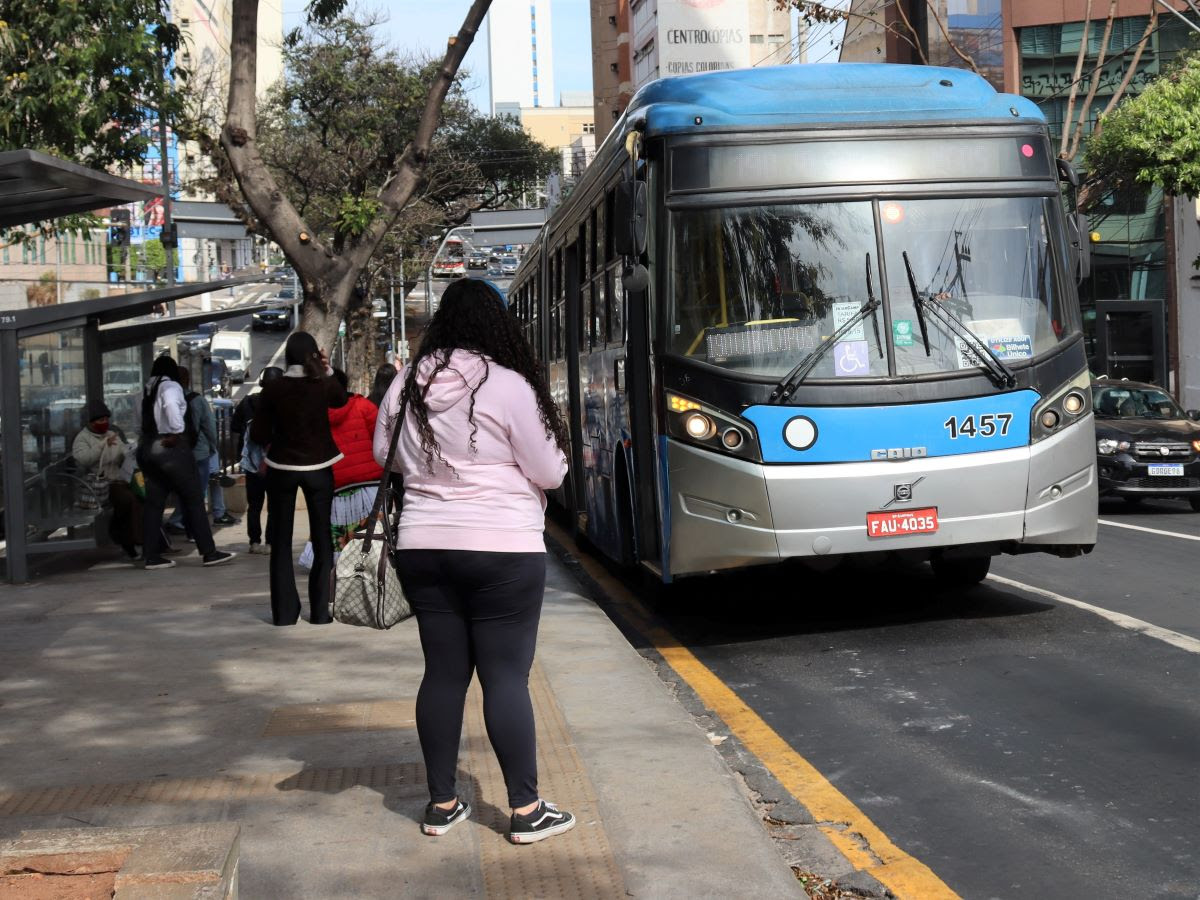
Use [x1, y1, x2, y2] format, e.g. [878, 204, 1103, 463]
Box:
[373, 349, 568, 553]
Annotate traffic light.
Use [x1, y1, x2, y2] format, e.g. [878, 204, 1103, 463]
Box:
[109, 208, 130, 246]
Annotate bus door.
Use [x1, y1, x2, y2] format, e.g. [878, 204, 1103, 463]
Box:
[564, 241, 587, 529]
[624, 277, 661, 568]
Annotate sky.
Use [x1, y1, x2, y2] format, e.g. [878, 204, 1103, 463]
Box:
[281, 0, 597, 111]
[280, 1, 849, 110]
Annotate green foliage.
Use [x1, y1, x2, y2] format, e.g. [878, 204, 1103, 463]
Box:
[0, 0, 185, 170]
[1085, 50, 1200, 200]
[254, 13, 558, 250]
[336, 195, 382, 237]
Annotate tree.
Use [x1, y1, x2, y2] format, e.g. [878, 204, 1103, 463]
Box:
[0, 0, 185, 169]
[193, 10, 555, 379]
[218, 0, 500, 357]
[1084, 48, 1200, 203]
[0, 0, 186, 247]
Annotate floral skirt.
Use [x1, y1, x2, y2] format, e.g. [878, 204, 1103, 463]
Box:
[298, 483, 378, 570]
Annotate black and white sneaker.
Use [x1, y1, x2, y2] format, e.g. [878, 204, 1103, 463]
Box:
[421, 799, 471, 836]
[508, 800, 575, 844]
[202, 550, 237, 567]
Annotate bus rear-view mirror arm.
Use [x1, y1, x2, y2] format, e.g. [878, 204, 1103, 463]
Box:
[1057, 158, 1091, 283]
[614, 179, 650, 293]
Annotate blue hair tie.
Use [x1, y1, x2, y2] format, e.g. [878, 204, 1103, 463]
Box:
[471, 277, 509, 307]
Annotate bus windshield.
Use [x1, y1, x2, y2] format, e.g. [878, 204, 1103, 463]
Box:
[669, 196, 1077, 380]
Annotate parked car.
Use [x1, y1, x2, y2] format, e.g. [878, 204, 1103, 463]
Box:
[252, 307, 291, 332]
[486, 255, 502, 276]
[276, 287, 296, 301]
[267, 266, 295, 284]
[1093, 379, 1200, 510]
[467, 251, 487, 270]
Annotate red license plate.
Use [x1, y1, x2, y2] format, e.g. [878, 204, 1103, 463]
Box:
[866, 507, 939, 537]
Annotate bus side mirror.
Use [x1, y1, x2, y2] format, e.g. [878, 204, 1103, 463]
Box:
[613, 181, 647, 258]
[1056, 158, 1079, 188]
[1068, 212, 1092, 283]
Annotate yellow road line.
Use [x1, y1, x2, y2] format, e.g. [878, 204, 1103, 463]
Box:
[548, 521, 959, 899]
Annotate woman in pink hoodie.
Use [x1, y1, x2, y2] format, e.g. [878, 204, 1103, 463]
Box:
[374, 278, 574, 845]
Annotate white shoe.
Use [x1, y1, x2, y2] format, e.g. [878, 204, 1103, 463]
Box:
[249, 542, 270, 555]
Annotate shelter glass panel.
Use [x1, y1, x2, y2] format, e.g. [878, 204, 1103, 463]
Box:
[17, 326, 99, 546]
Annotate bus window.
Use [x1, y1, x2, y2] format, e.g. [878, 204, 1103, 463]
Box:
[607, 267, 623, 344]
[603, 189, 615, 263]
[879, 196, 1075, 376]
[593, 273, 608, 349]
[670, 201, 885, 379]
[590, 207, 600, 276]
[581, 283, 593, 351]
[579, 224, 589, 284]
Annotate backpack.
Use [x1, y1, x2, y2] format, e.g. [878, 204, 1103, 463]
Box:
[183, 391, 201, 449]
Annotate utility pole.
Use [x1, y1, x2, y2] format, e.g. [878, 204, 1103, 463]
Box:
[158, 42, 177, 317]
[398, 250, 407, 364]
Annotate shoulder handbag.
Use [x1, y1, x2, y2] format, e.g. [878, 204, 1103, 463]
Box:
[331, 393, 412, 629]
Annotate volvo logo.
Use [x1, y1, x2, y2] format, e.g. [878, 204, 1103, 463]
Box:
[870, 446, 928, 460]
[881, 476, 925, 509]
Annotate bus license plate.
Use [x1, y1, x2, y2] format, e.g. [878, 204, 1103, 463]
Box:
[867, 508, 939, 537]
[1148, 464, 1184, 476]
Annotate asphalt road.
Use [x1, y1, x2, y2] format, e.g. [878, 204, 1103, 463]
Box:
[610, 505, 1199, 898]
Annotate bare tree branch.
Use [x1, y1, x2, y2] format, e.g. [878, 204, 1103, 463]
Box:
[1098, 8, 1158, 120]
[1068, 0, 1118, 161]
[350, 0, 493, 268]
[924, 0, 979, 73]
[1060, 0, 1095, 157]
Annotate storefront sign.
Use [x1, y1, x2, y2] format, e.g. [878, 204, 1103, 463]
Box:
[658, 0, 750, 77]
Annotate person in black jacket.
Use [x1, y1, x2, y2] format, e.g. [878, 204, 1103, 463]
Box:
[232, 365, 283, 554]
[250, 334, 347, 625]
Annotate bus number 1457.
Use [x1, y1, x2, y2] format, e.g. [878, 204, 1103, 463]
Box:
[943, 413, 1012, 439]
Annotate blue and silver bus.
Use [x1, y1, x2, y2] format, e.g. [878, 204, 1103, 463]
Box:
[508, 64, 1097, 585]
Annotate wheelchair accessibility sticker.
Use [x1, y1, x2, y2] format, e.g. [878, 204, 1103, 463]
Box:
[834, 340, 870, 377]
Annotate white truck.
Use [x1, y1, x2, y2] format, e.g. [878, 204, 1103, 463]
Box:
[210, 330, 253, 384]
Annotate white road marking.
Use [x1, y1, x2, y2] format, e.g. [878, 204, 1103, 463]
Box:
[1098, 518, 1200, 542]
[987, 574, 1200, 654]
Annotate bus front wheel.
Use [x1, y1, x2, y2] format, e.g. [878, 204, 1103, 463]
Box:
[930, 554, 991, 588]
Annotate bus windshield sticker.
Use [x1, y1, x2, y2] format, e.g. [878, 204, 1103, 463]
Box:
[892, 320, 914, 347]
[834, 341, 870, 377]
[832, 301, 866, 342]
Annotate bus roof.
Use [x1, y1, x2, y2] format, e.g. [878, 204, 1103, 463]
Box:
[626, 64, 1044, 135]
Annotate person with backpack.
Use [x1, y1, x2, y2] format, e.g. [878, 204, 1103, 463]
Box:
[165, 367, 235, 534]
[138, 356, 236, 570]
[232, 366, 283, 555]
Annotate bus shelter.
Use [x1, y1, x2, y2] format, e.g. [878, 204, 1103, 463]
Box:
[0, 151, 274, 582]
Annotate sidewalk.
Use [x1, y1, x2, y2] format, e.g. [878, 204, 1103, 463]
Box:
[0, 519, 802, 897]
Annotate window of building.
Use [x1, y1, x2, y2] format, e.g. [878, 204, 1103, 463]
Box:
[768, 34, 785, 44]
[749, 34, 764, 44]
[582, 122, 595, 134]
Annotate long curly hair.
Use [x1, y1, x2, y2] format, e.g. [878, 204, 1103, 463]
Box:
[403, 278, 568, 473]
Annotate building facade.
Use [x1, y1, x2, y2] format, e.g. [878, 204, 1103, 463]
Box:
[590, 0, 796, 144]
[1001, 0, 1199, 401]
[520, 102, 598, 177]
[839, 0, 1004, 89]
[489, 0, 555, 113]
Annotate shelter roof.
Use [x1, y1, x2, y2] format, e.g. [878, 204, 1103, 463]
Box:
[0, 149, 162, 228]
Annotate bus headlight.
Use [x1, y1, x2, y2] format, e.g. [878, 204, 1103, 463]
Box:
[1031, 371, 1092, 444]
[666, 392, 761, 462]
[684, 412, 716, 440]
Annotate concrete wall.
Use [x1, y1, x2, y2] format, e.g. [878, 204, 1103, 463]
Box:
[1174, 197, 1200, 408]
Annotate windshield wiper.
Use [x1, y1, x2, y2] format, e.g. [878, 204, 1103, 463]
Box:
[865, 253, 884, 360]
[769, 294, 882, 403]
[900, 251, 1017, 389]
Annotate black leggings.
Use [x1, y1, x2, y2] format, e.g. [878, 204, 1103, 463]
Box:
[395, 549, 546, 809]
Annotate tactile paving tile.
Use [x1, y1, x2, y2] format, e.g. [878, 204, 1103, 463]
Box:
[0, 763, 426, 818]
[463, 661, 626, 899]
[260, 699, 416, 736]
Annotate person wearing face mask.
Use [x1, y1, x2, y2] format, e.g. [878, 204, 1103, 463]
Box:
[72, 402, 142, 560]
